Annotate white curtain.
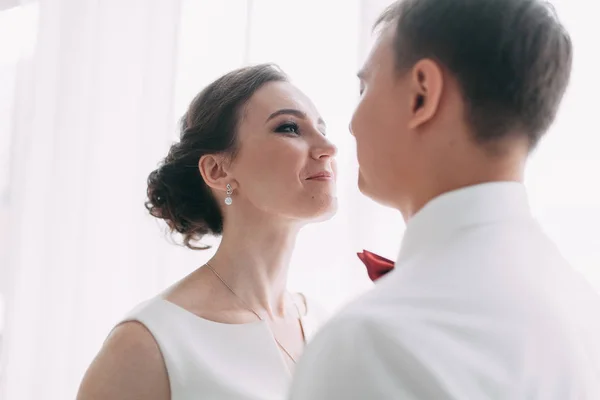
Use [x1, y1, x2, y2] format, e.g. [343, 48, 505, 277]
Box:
[1, 0, 598, 399]
[1, 0, 184, 398]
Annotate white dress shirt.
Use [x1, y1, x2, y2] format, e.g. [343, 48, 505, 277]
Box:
[289, 182, 600, 400]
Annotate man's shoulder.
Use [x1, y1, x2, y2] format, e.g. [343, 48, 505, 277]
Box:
[297, 294, 403, 372]
[290, 289, 420, 400]
[312, 282, 411, 346]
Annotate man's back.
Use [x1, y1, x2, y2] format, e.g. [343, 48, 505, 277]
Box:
[290, 184, 600, 399]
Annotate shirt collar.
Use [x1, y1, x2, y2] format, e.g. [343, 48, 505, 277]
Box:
[397, 181, 532, 263]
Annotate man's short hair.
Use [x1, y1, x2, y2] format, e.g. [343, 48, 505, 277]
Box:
[377, 0, 572, 149]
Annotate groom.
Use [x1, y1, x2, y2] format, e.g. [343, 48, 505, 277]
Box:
[289, 0, 600, 398]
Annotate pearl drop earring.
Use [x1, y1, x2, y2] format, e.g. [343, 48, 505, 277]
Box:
[224, 183, 233, 205]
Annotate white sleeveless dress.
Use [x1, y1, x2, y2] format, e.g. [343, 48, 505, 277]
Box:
[122, 296, 328, 400]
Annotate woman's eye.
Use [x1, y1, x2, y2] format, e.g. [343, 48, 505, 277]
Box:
[275, 122, 300, 135]
[358, 78, 367, 96]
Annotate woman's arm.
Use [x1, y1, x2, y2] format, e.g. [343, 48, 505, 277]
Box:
[77, 321, 170, 400]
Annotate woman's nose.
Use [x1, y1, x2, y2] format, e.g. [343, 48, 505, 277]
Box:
[312, 135, 337, 159]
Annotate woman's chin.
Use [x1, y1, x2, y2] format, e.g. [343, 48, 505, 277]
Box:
[280, 192, 337, 222]
[305, 194, 338, 222]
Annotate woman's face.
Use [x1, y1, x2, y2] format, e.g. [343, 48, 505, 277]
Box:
[228, 81, 337, 222]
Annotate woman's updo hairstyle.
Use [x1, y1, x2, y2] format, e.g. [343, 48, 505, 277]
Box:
[146, 64, 288, 249]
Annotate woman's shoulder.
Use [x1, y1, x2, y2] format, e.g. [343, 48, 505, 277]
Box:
[122, 296, 169, 323]
[77, 320, 170, 399]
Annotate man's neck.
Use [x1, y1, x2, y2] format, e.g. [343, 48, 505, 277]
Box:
[399, 150, 527, 222]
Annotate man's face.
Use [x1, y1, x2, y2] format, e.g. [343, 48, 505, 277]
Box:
[350, 28, 417, 208]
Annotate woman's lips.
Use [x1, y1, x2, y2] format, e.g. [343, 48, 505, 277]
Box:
[306, 171, 333, 180]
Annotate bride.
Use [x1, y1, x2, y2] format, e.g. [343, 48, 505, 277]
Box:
[77, 63, 337, 400]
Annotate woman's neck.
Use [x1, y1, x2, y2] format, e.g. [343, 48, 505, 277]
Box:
[206, 214, 301, 319]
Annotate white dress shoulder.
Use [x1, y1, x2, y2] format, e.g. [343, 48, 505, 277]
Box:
[122, 295, 328, 400]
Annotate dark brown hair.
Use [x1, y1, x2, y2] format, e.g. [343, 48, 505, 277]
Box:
[376, 0, 572, 149]
[145, 64, 288, 249]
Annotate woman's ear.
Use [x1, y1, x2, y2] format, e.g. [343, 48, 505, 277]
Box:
[407, 58, 444, 130]
[198, 154, 232, 193]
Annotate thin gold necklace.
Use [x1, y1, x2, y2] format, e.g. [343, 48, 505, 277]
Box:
[204, 262, 302, 364]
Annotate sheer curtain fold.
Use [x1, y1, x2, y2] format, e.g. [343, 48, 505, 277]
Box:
[2, 0, 183, 398]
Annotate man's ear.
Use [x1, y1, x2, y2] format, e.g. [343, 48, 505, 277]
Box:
[198, 154, 234, 193]
[407, 58, 444, 130]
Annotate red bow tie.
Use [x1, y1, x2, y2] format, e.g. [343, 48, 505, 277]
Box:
[357, 250, 395, 281]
